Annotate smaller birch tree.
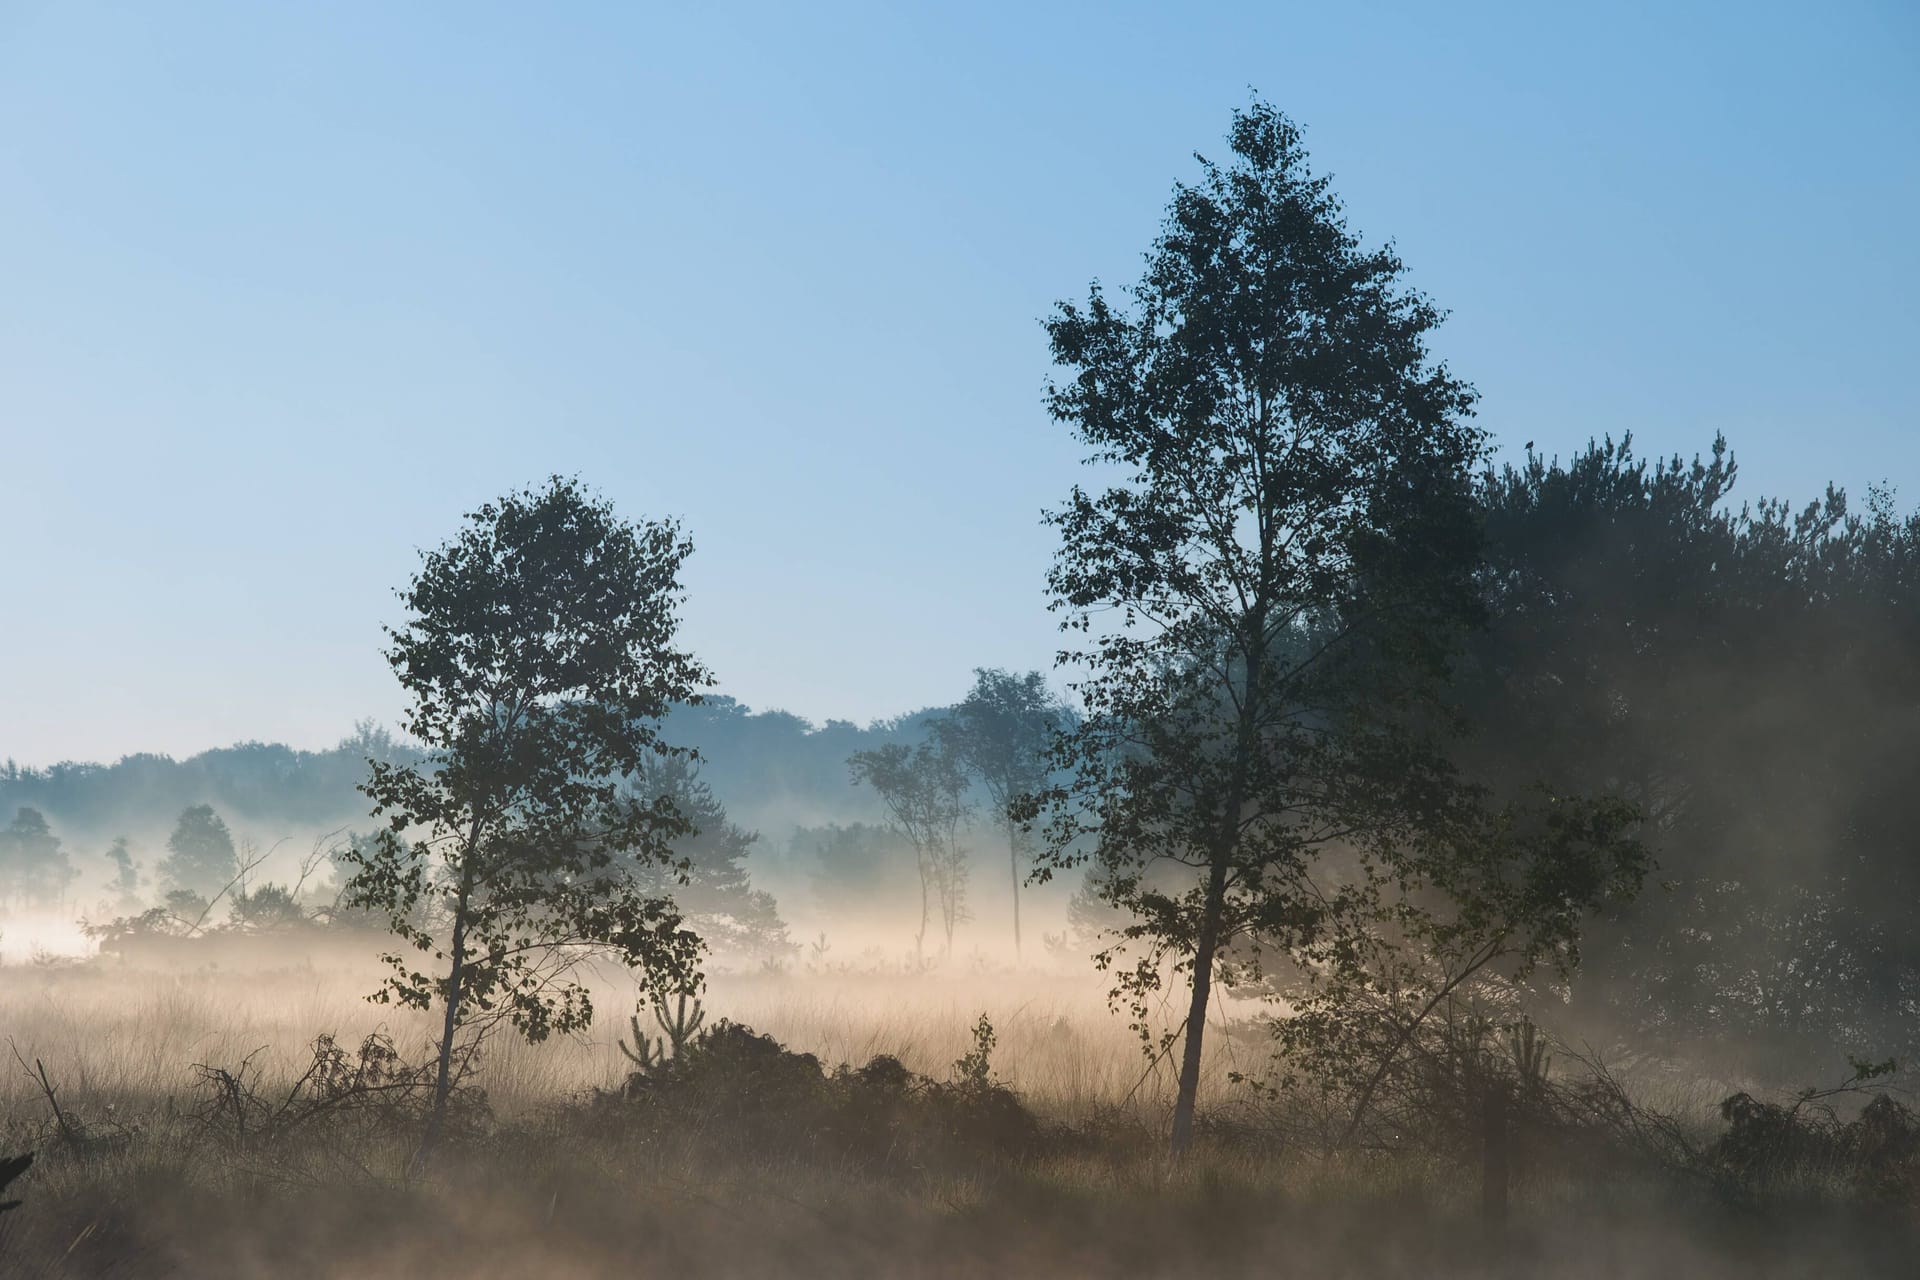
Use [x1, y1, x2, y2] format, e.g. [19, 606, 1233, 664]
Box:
[848, 741, 972, 962]
[343, 476, 709, 1161]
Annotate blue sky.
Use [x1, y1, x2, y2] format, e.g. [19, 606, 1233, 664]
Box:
[2, 1, 1914, 765]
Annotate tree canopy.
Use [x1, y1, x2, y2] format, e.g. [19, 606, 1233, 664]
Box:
[627, 754, 793, 964]
[0, 807, 75, 908]
[342, 475, 712, 1158]
[157, 804, 238, 901]
[931, 669, 1065, 958]
[1027, 101, 1640, 1154]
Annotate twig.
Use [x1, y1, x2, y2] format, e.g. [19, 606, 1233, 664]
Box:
[8, 1043, 78, 1147]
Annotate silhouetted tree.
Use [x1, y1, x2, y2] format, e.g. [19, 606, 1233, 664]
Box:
[162, 888, 211, 930]
[341, 476, 709, 1162]
[848, 742, 971, 961]
[0, 807, 75, 908]
[228, 883, 310, 932]
[157, 804, 238, 901]
[626, 755, 793, 963]
[339, 718, 414, 766]
[795, 821, 922, 935]
[931, 669, 1064, 959]
[1027, 102, 1494, 1156]
[103, 836, 141, 910]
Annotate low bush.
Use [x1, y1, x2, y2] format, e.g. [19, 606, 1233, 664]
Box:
[606, 1012, 1047, 1173]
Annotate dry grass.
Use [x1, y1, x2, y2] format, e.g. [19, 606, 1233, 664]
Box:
[0, 958, 1245, 1123]
[0, 955, 1913, 1277]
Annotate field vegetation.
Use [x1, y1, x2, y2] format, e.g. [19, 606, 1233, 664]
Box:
[1, 957, 1916, 1278]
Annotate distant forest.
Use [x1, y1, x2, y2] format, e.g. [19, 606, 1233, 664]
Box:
[0, 696, 981, 961]
[0, 696, 938, 843]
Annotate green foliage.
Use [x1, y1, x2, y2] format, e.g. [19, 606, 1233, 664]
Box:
[1253, 788, 1642, 1145]
[227, 882, 310, 932]
[0, 807, 76, 907]
[953, 1012, 998, 1090]
[0, 739, 424, 846]
[618, 986, 706, 1074]
[340, 476, 712, 1151]
[103, 835, 141, 909]
[81, 904, 190, 953]
[1465, 435, 1920, 1069]
[1710, 1062, 1920, 1202]
[1028, 99, 1502, 1153]
[162, 888, 213, 929]
[795, 822, 922, 931]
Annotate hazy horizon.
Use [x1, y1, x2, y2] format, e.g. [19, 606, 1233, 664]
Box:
[0, 689, 953, 773]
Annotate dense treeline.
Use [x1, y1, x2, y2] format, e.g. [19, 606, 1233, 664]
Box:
[1463, 436, 1920, 1074]
[0, 701, 927, 848]
[0, 724, 417, 843]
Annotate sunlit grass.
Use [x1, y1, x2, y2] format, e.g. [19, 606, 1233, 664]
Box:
[0, 955, 1910, 1277]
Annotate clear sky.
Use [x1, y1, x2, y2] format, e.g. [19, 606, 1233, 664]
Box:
[2, 1, 1914, 766]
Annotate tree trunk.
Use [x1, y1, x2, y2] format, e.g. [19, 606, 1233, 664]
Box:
[941, 872, 955, 958]
[417, 861, 476, 1169]
[1168, 619, 1266, 1158]
[1008, 833, 1023, 960]
[1482, 1083, 1510, 1248]
[1169, 856, 1230, 1157]
[914, 849, 929, 964]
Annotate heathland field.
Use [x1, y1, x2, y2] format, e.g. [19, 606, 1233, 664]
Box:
[0, 953, 1912, 1278]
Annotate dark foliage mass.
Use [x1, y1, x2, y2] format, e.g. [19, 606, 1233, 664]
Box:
[931, 669, 1067, 959]
[1025, 99, 1648, 1158]
[606, 1014, 1045, 1170]
[1462, 436, 1920, 1072]
[157, 804, 238, 900]
[793, 820, 923, 930]
[0, 1151, 31, 1215]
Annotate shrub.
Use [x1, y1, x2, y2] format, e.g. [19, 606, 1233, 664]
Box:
[608, 1015, 1046, 1171]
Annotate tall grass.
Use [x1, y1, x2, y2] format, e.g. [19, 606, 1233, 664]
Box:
[0, 956, 1912, 1277]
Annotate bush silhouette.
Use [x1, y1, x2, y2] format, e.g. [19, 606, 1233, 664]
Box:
[611, 1017, 1044, 1169]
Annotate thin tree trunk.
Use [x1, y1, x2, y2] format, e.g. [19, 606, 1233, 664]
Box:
[1169, 624, 1265, 1158]
[1482, 1083, 1510, 1249]
[941, 847, 959, 957]
[417, 858, 476, 1168]
[1009, 833, 1023, 960]
[1169, 856, 1229, 1157]
[914, 849, 930, 964]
